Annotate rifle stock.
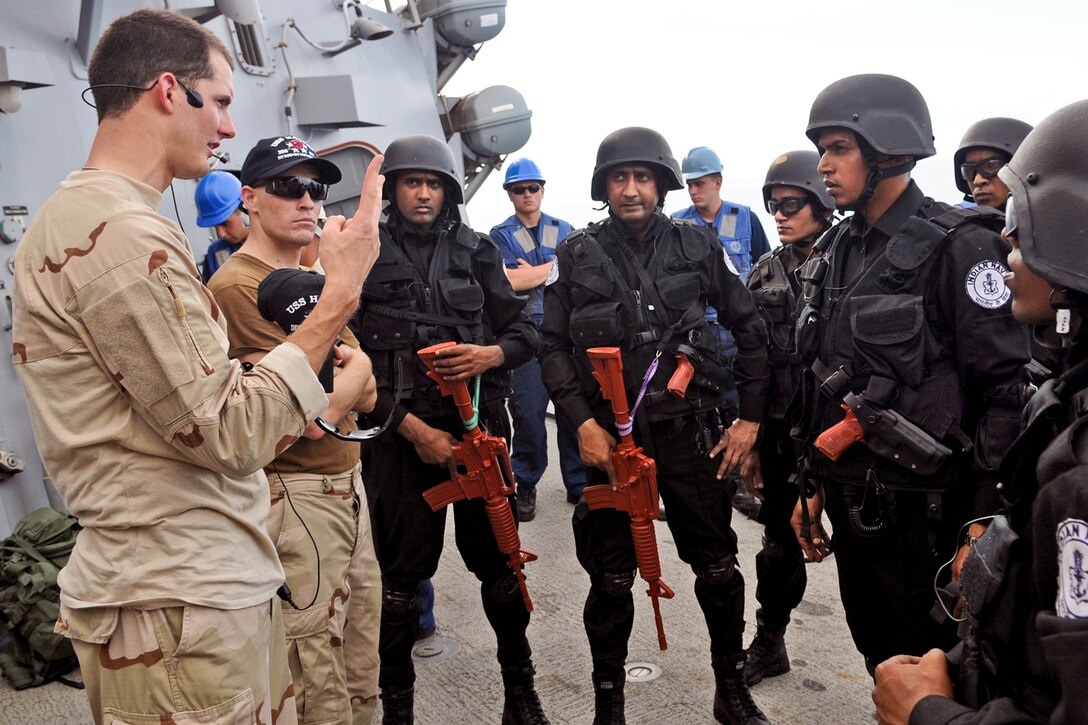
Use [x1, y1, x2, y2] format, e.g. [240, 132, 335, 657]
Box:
[417, 342, 538, 611]
[585, 347, 675, 650]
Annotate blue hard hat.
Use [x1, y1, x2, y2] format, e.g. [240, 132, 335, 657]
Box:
[503, 158, 545, 188]
[681, 146, 723, 182]
[195, 171, 243, 228]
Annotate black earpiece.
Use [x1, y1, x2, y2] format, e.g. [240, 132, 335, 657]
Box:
[179, 82, 204, 109]
[81, 77, 203, 109]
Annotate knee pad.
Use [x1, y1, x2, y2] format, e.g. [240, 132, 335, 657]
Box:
[381, 588, 418, 622]
[600, 571, 635, 598]
[484, 572, 521, 604]
[694, 555, 737, 586]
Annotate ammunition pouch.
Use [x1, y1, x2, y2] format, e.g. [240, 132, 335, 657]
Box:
[956, 516, 1033, 710]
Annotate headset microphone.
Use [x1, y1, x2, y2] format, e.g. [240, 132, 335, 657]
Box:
[181, 84, 204, 109]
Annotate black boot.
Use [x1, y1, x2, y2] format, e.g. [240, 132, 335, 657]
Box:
[591, 671, 625, 725]
[713, 658, 770, 725]
[516, 485, 537, 522]
[380, 686, 414, 725]
[744, 624, 789, 686]
[500, 661, 549, 725]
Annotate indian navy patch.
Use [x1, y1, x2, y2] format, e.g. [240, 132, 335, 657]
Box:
[1057, 517, 1088, 619]
[722, 250, 739, 276]
[544, 260, 560, 286]
[964, 260, 1010, 309]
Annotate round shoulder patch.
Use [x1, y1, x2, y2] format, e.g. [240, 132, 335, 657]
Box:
[544, 259, 560, 286]
[964, 260, 1010, 309]
[722, 249, 739, 276]
[1057, 517, 1088, 618]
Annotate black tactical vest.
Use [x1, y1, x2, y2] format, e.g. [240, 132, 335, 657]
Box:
[562, 219, 732, 422]
[747, 245, 803, 421]
[796, 204, 1005, 489]
[355, 219, 510, 418]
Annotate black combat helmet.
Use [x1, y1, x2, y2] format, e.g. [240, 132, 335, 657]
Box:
[998, 100, 1088, 295]
[380, 134, 464, 204]
[805, 74, 934, 211]
[953, 117, 1033, 196]
[806, 73, 935, 158]
[590, 126, 683, 204]
[761, 149, 835, 212]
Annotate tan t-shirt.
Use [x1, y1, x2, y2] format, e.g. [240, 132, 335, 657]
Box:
[209, 252, 361, 475]
[11, 169, 328, 610]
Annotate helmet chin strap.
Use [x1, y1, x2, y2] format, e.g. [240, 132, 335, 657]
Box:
[838, 145, 916, 213]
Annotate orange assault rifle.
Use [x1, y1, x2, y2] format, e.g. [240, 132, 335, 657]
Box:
[417, 342, 537, 611]
[584, 347, 676, 650]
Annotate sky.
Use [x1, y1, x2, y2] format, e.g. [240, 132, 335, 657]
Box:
[435, 0, 1088, 239]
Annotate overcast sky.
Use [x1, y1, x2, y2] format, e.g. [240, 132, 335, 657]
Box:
[438, 0, 1088, 239]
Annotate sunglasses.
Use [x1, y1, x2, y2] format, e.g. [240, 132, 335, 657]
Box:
[509, 184, 541, 195]
[766, 196, 810, 217]
[260, 176, 329, 201]
[959, 157, 1006, 183]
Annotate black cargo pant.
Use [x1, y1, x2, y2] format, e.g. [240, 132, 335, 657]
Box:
[362, 410, 531, 690]
[574, 412, 745, 676]
[753, 418, 807, 630]
[822, 482, 960, 671]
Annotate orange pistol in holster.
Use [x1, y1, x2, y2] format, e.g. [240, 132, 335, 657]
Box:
[584, 346, 676, 650]
[667, 353, 694, 398]
[417, 342, 538, 612]
[814, 403, 865, 461]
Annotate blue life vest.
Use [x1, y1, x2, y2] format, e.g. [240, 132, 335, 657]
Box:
[489, 211, 574, 321]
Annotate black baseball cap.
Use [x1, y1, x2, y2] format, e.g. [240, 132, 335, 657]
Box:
[241, 136, 342, 187]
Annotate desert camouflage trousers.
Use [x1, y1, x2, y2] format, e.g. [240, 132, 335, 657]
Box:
[268, 464, 381, 724]
[57, 599, 297, 725]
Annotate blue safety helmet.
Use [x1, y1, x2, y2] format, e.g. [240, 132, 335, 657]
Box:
[195, 171, 243, 228]
[681, 146, 723, 182]
[504, 158, 545, 188]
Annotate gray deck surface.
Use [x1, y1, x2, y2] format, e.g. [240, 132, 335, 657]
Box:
[0, 417, 876, 724]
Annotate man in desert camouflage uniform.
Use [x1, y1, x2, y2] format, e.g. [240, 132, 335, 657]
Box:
[209, 136, 382, 724]
[10, 9, 382, 723]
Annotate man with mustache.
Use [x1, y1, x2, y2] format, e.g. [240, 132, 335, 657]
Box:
[541, 127, 770, 724]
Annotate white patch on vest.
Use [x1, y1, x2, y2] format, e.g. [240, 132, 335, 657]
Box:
[544, 260, 559, 286]
[964, 260, 1011, 309]
[1058, 518, 1088, 619]
[722, 249, 739, 276]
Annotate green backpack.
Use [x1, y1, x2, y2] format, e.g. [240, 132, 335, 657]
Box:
[0, 507, 83, 690]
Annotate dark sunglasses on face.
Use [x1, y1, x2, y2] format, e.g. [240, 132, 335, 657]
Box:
[509, 184, 541, 195]
[959, 157, 1006, 183]
[766, 196, 810, 217]
[261, 176, 330, 201]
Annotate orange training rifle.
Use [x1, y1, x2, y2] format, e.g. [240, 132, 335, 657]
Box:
[584, 346, 676, 650]
[417, 341, 537, 611]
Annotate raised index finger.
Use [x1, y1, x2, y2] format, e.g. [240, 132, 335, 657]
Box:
[354, 154, 385, 228]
